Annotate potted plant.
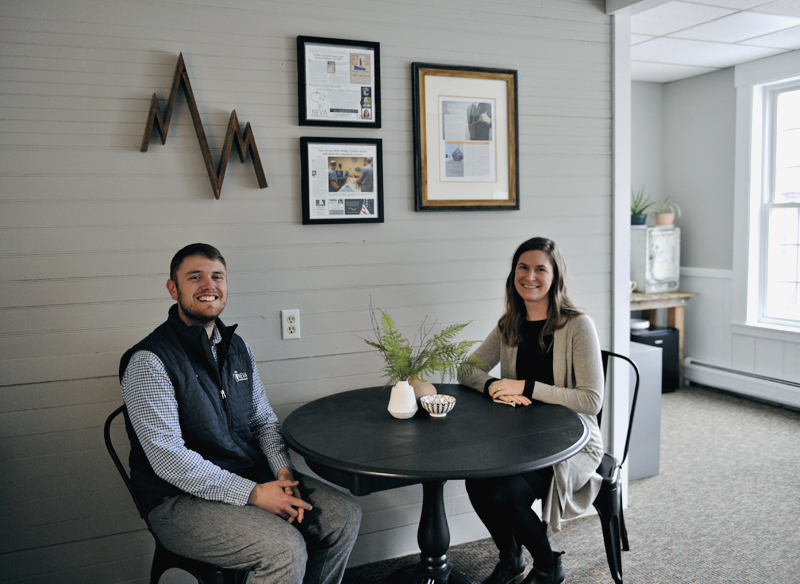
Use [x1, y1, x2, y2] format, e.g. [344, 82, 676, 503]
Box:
[362, 306, 483, 419]
[653, 196, 681, 225]
[631, 186, 652, 225]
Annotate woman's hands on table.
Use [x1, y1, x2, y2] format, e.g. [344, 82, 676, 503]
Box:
[488, 379, 531, 406]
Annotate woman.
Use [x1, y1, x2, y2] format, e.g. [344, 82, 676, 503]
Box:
[459, 237, 604, 584]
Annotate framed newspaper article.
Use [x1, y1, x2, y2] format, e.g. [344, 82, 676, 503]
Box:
[300, 137, 383, 225]
[412, 63, 519, 211]
[297, 36, 381, 128]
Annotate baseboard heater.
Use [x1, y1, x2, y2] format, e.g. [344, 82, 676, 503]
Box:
[684, 357, 800, 409]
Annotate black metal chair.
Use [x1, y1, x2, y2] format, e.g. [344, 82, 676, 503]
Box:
[104, 405, 249, 584]
[593, 350, 641, 584]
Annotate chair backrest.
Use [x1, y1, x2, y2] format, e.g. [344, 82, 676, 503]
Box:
[104, 405, 156, 534]
[599, 350, 641, 467]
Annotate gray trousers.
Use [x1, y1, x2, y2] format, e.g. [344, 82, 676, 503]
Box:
[147, 474, 362, 584]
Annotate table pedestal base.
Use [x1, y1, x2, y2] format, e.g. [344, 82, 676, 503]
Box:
[383, 481, 477, 584]
[385, 564, 474, 584]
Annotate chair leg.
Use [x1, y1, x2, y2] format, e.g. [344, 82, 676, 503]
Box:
[619, 489, 630, 552]
[150, 544, 171, 584]
[594, 486, 624, 584]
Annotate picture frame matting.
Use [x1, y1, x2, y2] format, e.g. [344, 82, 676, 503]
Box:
[412, 62, 519, 211]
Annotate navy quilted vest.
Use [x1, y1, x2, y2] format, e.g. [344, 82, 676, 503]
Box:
[119, 305, 272, 515]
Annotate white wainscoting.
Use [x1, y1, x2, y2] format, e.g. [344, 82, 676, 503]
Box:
[681, 267, 800, 407]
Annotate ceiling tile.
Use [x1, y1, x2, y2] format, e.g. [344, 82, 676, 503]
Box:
[628, 1, 800, 83]
[631, 37, 784, 67]
[674, 11, 800, 42]
[752, 0, 800, 17]
[742, 24, 800, 47]
[631, 2, 736, 36]
[631, 60, 720, 83]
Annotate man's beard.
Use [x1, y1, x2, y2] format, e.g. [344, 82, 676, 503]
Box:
[179, 302, 217, 326]
[175, 286, 224, 327]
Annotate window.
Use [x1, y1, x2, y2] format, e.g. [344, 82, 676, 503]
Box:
[733, 53, 800, 335]
[762, 84, 800, 325]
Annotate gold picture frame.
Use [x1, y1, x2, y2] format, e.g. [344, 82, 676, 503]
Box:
[412, 63, 519, 211]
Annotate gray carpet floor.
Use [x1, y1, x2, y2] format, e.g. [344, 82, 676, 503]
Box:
[342, 385, 800, 583]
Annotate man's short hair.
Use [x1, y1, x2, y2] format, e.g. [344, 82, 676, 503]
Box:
[364, 157, 372, 163]
[170, 243, 226, 282]
[329, 161, 337, 167]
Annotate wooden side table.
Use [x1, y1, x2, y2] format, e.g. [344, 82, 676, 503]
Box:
[630, 291, 698, 386]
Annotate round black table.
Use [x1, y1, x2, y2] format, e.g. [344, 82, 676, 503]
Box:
[282, 384, 589, 584]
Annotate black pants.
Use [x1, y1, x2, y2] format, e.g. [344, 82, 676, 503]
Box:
[465, 467, 555, 570]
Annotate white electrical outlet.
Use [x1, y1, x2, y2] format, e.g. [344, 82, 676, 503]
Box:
[281, 309, 301, 340]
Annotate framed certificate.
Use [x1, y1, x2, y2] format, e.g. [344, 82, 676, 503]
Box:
[300, 137, 383, 224]
[297, 36, 381, 128]
[412, 63, 519, 211]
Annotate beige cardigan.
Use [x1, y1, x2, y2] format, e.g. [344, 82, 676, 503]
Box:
[459, 314, 604, 532]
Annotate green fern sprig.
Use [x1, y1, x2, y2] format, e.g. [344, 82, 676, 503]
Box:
[361, 304, 483, 386]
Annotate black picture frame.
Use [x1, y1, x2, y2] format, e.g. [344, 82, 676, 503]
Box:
[297, 36, 381, 128]
[300, 137, 384, 225]
[412, 62, 519, 211]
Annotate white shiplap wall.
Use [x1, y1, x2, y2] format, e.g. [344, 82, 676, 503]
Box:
[0, 1, 612, 581]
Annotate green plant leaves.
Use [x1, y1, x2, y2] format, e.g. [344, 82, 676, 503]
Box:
[654, 195, 681, 216]
[360, 307, 483, 386]
[631, 186, 653, 215]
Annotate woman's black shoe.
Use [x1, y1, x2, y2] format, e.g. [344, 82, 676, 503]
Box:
[520, 551, 565, 584]
[482, 549, 526, 584]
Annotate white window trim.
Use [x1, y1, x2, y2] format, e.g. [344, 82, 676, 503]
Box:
[730, 322, 800, 344]
[760, 81, 800, 327]
[733, 50, 800, 336]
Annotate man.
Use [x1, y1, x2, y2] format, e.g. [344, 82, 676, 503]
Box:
[467, 102, 492, 141]
[328, 160, 340, 192]
[452, 145, 463, 162]
[119, 243, 361, 584]
[357, 157, 373, 193]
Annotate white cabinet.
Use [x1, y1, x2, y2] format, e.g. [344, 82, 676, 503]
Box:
[628, 342, 662, 480]
[631, 226, 680, 293]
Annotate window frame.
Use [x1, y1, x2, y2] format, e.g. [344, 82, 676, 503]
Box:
[732, 52, 800, 334]
[758, 81, 800, 327]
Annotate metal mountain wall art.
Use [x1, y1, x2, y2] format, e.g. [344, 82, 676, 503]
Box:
[141, 53, 268, 199]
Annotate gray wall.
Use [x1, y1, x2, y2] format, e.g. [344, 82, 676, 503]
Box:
[664, 69, 736, 270]
[0, 1, 612, 582]
[633, 70, 736, 270]
[631, 81, 664, 208]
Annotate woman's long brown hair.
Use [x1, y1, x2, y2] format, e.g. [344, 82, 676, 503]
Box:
[498, 237, 583, 350]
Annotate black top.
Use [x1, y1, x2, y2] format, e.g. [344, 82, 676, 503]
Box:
[483, 319, 554, 400]
[517, 319, 555, 398]
[281, 384, 589, 496]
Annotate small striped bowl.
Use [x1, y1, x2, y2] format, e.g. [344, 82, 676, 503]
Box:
[420, 394, 456, 417]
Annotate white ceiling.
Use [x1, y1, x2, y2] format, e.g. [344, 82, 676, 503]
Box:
[631, 0, 800, 83]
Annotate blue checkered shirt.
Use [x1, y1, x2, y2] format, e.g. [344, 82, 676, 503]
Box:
[120, 325, 293, 506]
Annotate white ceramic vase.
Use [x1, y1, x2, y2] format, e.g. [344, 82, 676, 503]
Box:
[387, 380, 418, 419]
